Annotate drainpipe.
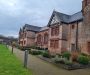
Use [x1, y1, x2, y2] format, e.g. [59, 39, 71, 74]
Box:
[76, 21, 78, 51]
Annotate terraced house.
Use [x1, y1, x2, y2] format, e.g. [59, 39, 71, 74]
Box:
[19, 0, 90, 55]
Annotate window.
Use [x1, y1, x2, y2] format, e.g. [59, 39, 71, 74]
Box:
[50, 40, 59, 48]
[51, 26, 59, 36]
[44, 34, 48, 44]
[50, 40, 54, 47]
[51, 28, 55, 36]
[72, 25, 75, 29]
[55, 26, 59, 35]
[20, 41, 23, 44]
[24, 33, 26, 37]
[55, 40, 59, 48]
[24, 40, 26, 45]
[37, 35, 42, 44]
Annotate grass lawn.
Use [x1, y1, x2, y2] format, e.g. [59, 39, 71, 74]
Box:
[0, 44, 32, 75]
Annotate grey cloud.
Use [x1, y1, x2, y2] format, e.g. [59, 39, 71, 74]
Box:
[0, 0, 82, 37]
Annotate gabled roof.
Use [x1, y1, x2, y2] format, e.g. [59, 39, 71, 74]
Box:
[69, 11, 83, 23]
[55, 11, 70, 23]
[23, 24, 42, 32]
[21, 24, 49, 32]
[48, 10, 83, 26]
[39, 26, 49, 32]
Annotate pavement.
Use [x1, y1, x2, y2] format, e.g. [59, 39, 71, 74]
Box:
[9, 46, 90, 75]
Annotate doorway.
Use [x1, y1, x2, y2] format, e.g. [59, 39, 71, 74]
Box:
[71, 44, 76, 51]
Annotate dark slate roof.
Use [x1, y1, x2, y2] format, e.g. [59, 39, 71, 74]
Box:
[55, 11, 70, 23]
[69, 11, 83, 23]
[39, 26, 49, 31]
[48, 11, 83, 25]
[23, 24, 42, 32]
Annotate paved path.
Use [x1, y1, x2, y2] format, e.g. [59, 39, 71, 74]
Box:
[9, 46, 90, 75]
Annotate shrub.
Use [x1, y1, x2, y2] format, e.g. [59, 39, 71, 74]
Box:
[30, 50, 42, 55]
[81, 53, 88, 56]
[88, 55, 90, 61]
[20, 46, 31, 51]
[64, 60, 73, 66]
[71, 52, 79, 61]
[56, 54, 62, 58]
[36, 47, 42, 50]
[42, 52, 51, 58]
[50, 55, 56, 58]
[45, 48, 48, 50]
[77, 55, 89, 65]
[54, 57, 73, 65]
[30, 46, 36, 49]
[62, 51, 71, 60]
[35, 47, 48, 50]
[54, 57, 65, 64]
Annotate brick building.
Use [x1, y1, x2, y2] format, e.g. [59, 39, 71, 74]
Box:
[19, 24, 41, 47]
[47, 11, 83, 54]
[81, 0, 90, 54]
[19, 0, 90, 55]
[35, 26, 49, 49]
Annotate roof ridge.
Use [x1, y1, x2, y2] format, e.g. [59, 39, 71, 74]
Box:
[48, 10, 83, 24]
[71, 11, 82, 16]
[54, 10, 71, 16]
[25, 24, 42, 28]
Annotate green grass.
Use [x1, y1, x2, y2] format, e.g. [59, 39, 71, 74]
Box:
[0, 44, 32, 75]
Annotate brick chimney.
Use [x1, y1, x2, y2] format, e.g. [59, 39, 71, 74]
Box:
[82, 0, 90, 15]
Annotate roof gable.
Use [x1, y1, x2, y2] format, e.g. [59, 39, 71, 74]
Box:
[47, 10, 83, 26]
[48, 11, 61, 26]
[50, 13, 60, 25]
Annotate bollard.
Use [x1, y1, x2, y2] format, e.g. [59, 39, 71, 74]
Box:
[24, 50, 29, 68]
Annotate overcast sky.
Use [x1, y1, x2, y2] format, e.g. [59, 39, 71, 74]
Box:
[0, 0, 82, 37]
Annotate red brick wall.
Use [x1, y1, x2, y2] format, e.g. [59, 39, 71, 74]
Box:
[48, 23, 68, 54]
[19, 30, 36, 47]
[36, 30, 49, 49]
